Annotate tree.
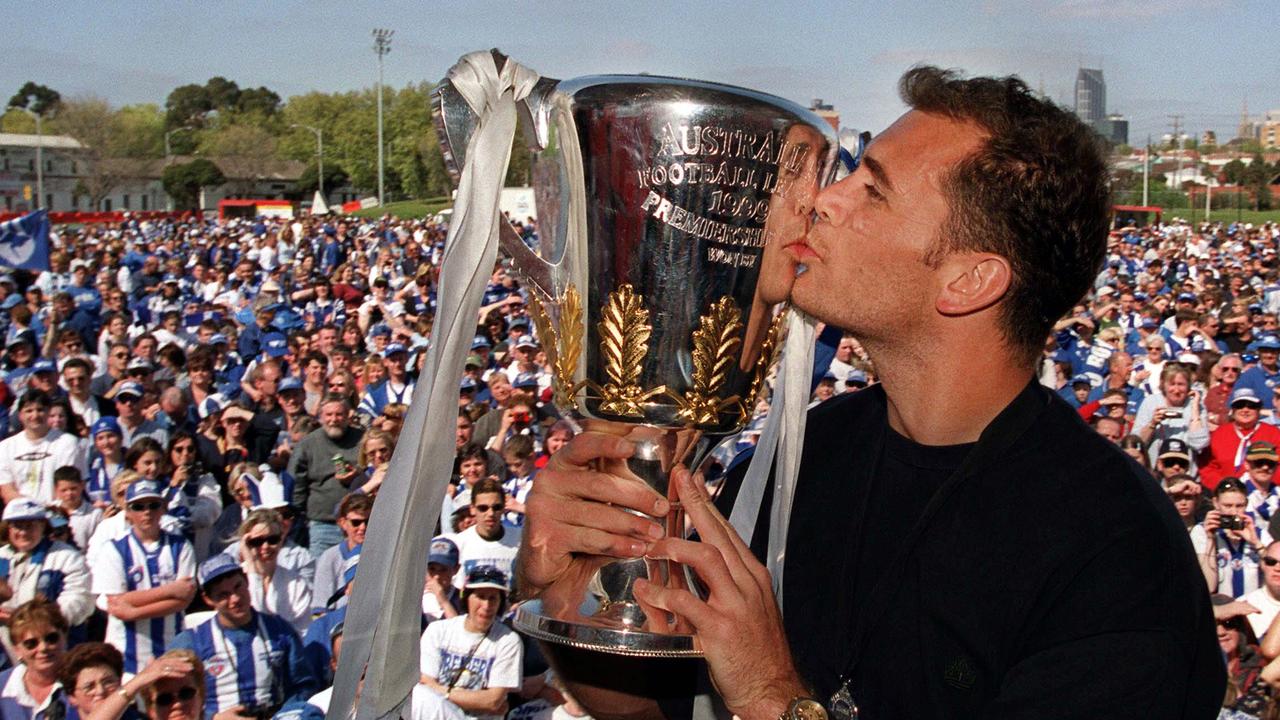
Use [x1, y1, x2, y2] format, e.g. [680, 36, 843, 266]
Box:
[1223, 158, 1247, 185]
[205, 77, 241, 112]
[162, 159, 225, 210]
[1245, 154, 1274, 211]
[295, 163, 349, 195]
[8, 82, 61, 116]
[113, 104, 166, 158]
[54, 96, 131, 210]
[165, 84, 213, 130]
[237, 87, 281, 117]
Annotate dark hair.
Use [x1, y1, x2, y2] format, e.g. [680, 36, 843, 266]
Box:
[1217, 477, 1247, 498]
[504, 434, 534, 461]
[17, 389, 50, 411]
[471, 477, 505, 502]
[458, 442, 487, 465]
[53, 465, 83, 485]
[58, 642, 124, 691]
[61, 357, 92, 376]
[338, 493, 374, 518]
[902, 66, 1111, 365]
[124, 437, 167, 471]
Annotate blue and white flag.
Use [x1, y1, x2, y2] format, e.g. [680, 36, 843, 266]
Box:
[0, 209, 50, 271]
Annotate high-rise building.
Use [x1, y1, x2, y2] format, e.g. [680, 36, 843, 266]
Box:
[1074, 68, 1106, 124]
[1093, 114, 1129, 145]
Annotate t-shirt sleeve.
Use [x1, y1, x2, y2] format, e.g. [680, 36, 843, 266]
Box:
[177, 540, 197, 578]
[486, 631, 523, 691]
[90, 545, 127, 595]
[419, 623, 441, 679]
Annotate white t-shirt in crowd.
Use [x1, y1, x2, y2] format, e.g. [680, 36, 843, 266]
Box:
[1241, 586, 1280, 641]
[447, 525, 521, 590]
[0, 429, 86, 503]
[417, 615, 522, 720]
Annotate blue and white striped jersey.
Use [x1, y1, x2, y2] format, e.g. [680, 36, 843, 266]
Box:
[172, 610, 318, 718]
[90, 530, 196, 673]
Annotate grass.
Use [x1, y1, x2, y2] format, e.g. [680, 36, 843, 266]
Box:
[351, 197, 451, 220]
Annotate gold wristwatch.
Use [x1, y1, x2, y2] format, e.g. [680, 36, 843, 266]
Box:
[780, 697, 828, 720]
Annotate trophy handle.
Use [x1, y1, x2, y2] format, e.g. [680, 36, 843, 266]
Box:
[432, 49, 562, 298]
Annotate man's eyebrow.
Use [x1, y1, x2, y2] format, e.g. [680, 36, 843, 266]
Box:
[862, 155, 896, 194]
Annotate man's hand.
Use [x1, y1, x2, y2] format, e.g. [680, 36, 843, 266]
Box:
[519, 431, 668, 597]
[633, 467, 807, 720]
[1215, 600, 1261, 622]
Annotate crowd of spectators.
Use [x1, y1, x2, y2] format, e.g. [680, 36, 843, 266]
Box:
[2, 211, 1280, 718]
[0, 212, 585, 720]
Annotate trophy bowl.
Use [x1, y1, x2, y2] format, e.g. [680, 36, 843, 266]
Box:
[434, 51, 839, 657]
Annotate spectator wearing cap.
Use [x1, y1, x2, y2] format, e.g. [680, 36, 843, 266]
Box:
[1057, 373, 1097, 411]
[90, 478, 197, 675]
[196, 401, 253, 488]
[0, 498, 92, 662]
[1200, 388, 1280, 491]
[412, 565, 522, 720]
[1203, 478, 1266, 599]
[502, 333, 545, 389]
[422, 536, 462, 624]
[287, 394, 362, 558]
[113, 382, 169, 449]
[1135, 364, 1209, 471]
[1155, 438, 1195, 485]
[312, 494, 371, 613]
[237, 464, 313, 586]
[169, 554, 318, 719]
[23, 361, 64, 408]
[1242, 442, 1280, 533]
[1236, 335, 1280, 411]
[357, 343, 414, 420]
[0, 391, 87, 504]
[87, 417, 126, 509]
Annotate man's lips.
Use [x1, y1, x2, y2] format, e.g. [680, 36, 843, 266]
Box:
[783, 240, 821, 261]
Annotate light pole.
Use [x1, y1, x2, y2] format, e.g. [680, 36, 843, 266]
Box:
[291, 123, 325, 202]
[8, 106, 43, 210]
[373, 28, 393, 207]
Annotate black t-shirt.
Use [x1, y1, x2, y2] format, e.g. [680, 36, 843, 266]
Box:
[843, 427, 973, 642]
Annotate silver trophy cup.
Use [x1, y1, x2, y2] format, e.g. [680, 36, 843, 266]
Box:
[434, 50, 838, 657]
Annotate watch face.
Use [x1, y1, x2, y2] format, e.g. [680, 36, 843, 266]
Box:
[790, 698, 829, 720]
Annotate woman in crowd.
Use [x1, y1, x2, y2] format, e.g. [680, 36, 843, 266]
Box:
[163, 433, 222, 562]
[59, 642, 182, 720]
[195, 404, 253, 487]
[1218, 606, 1270, 715]
[534, 420, 575, 470]
[1135, 363, 1209, 469]
[0, 500, 93, 657]
[355, 428, 395, 497]
[358, 356, 385, 394]
[1119, 435, 1151, 474]
[0, 600, 69, 720]
[236, 508, 312, 635]
[139, 650, 203, 720]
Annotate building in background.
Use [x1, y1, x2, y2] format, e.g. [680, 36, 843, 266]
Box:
[1074, 68, 1106, 125]
[1094, 114, 1129, 146]
[809, 99, 839, 132]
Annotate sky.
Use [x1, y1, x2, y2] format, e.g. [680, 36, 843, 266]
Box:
[4, 0, 1276, 145]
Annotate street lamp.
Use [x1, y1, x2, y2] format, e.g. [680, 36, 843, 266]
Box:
[373, 28, 393, 207]
[291, 123, 325, 202]
[7, 106, 43, 210]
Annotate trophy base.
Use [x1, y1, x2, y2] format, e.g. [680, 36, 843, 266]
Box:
[513, 599, 702, 658]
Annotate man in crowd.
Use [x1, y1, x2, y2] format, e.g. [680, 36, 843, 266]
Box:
[1200, 388, 1280, 489]
[288, 395, 363, 558]
[449, 478, 519, 589]
[0, 390, 85, 503]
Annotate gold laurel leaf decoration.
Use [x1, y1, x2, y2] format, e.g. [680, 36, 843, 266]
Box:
[554, 285, 584, 410]
[597, 284, 652, 417]
[526, 292, 558, 370]
[675, 296, 744, 426]
[741, 306, 789, 424]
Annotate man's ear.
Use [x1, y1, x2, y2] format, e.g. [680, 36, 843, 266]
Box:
[935, 253, 1012, 317]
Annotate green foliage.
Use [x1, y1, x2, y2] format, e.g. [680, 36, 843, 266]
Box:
[296, 164, 349, 195]
[162, 159, 225, 210]
[8, 82, 61, 116]
[351, 198, 451, 219]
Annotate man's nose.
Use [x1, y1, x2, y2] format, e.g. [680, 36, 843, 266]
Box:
[812, 176, 854, 227]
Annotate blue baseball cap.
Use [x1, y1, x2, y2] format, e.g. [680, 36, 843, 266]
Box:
[464, 565, 510, 593]
[471, 335, 491, 350]
[115, 381, 146, 400]
[0, 295, 22, 311]
[209, 333, 229, 346]
[262, 333, 288, 358]
[1257, 336, 1280, 351]
[369, 324, 392, 338]
[1140, 318, 1159, 330]
[429, 536, 459, 567]
[90, 416, 122, 438]
[514, 334, 538, 349]
[382, 342, 408, 358]
[1, 498, 47, 522]
[847, 369, 868, 386]
[197, 554, 243, 589]
[31, 359, 56, 374]
[1176, 292, 1197, 303]
[278, 376, 304, 393]
[513, 372, 540, 390]
[125, 479, 165, 502]
[1070, 373, 1092, 387]
[197, 394, 228, 420]
[459, 377, 477, 392]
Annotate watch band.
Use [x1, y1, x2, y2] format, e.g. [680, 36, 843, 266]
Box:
[780, 697, 828, 720]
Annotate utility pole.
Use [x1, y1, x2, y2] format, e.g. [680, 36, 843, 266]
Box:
[1143, 135, 1151, 207]
[373, 28, 393, 207]
[292, 124, 325, 202]
[1169, 114, 1185, 210]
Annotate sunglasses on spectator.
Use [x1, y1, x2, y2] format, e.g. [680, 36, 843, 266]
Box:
[1221, 367, 1242, 374]
[19, 631, 61, 650]
[154, 687, 199, 707]
[1252, 461, 1278, 470]
[245, 534, 282, 548]
[345, 517, 368, 527]
[128, 501, 163, 513]
[473, 503, 505, 514]
[1264, 557, 1280, 567]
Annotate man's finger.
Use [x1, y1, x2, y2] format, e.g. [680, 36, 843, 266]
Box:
[533, 468, 669, 517]
[647, 536, 739, 600]
[528, 492, 665, 544]
[673, 466, 756, 576]
[545, 431, 636, 471]
[633, 578, 720, 631]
